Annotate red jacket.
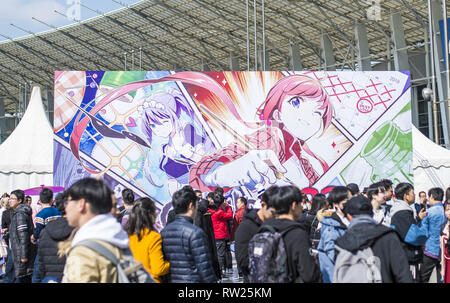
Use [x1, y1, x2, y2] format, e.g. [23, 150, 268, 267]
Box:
[231, 206, 246, 242]
[209, 205, 233, 240]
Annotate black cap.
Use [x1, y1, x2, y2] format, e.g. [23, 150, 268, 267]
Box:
[343, 195, 373, 216]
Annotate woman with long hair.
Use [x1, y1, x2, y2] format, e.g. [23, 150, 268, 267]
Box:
[125, 197, 170, 283]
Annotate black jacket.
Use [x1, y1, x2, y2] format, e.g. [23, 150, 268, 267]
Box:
[234, 209, 263, 276]
[9, 204, 37, 278]
[194, 199, 221, 279]
[390, 202, 425, 265]
[335, 217, 413, 283]
[261, 218, 321, 283]
[38, 217, 74, 281]
[1, 208, 12, 245]
[298, 211, 321, 248]
[161, 214, 217, 283]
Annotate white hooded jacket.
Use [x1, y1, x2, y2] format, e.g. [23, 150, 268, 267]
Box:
[71, 213, 129, 249]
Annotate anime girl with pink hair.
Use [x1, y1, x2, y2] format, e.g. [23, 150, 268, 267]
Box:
[189, 74, 333, 192]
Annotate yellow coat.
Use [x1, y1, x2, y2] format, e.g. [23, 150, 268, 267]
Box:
[128, 229, 170, 283]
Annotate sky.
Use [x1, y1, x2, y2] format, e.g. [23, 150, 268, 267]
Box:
[0, 0, 141, 42]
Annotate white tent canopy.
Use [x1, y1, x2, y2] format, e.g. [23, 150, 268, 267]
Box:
[412, 125, 450, 195]
[0, 86, 53, 194]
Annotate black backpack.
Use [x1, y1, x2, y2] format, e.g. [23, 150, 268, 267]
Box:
[248, 224, 299, 283]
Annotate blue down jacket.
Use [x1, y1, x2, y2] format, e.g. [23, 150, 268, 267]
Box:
[317, 212, 347, 283]
[421, 203, 446, 257]
[161, 214, 217, 283]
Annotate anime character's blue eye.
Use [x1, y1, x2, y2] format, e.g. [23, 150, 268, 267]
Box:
[150, 124, 156, 129]
[289, 97, 301, 108]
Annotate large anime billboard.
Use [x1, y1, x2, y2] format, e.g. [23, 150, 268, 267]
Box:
[53, 71, 412, 229]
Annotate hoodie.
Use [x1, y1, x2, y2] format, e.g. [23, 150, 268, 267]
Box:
[71, 214, 129, 249]
[335, 215, 413, 283]
[38, 217, 74, 281]
[261, 218, 321, 283]
[234, 209, 263, 277]
[317, 212, 347, 283]
[62, 214, 129, 283]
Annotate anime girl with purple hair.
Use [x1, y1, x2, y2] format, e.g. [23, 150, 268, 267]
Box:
[137, 88, 210, 195]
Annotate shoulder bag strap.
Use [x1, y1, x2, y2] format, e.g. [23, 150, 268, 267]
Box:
[74, 240, 120, 265]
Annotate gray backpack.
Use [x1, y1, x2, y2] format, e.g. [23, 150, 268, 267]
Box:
[333, 245, 382, 283]
[76, 240, 154, 283]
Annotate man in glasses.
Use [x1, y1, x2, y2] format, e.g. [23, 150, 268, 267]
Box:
[7, 190, 37, 283]
[60, 178, 129, 283]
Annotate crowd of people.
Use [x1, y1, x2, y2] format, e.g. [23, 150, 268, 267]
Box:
[0, 177, 449, 283]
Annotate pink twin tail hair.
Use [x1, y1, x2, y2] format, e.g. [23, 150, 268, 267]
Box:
[256, 75, 333, 172]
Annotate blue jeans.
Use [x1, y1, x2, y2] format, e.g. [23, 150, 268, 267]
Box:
[31, 254, 41, 283]
[2, 248, 14, 283]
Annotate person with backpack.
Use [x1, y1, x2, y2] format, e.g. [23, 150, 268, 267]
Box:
[161, 186, 217, 283]
[234, 187, 276, 283]
[390, 182, 428, 282]
[333, 195, 413, 283]
[248, 185, 320, 283]
[317, 186, 351, 283]
[60, 178, 131, 283]
[117, 188, 135, 227]
[38, 191, 74, 283]
[125, 197, 170, 283]
[298, 193, 328, 250]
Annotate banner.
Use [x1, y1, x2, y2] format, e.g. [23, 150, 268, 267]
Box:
[53, 71, 412, 228]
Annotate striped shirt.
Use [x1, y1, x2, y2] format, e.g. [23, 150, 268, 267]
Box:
[33, 207, 61, 239]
